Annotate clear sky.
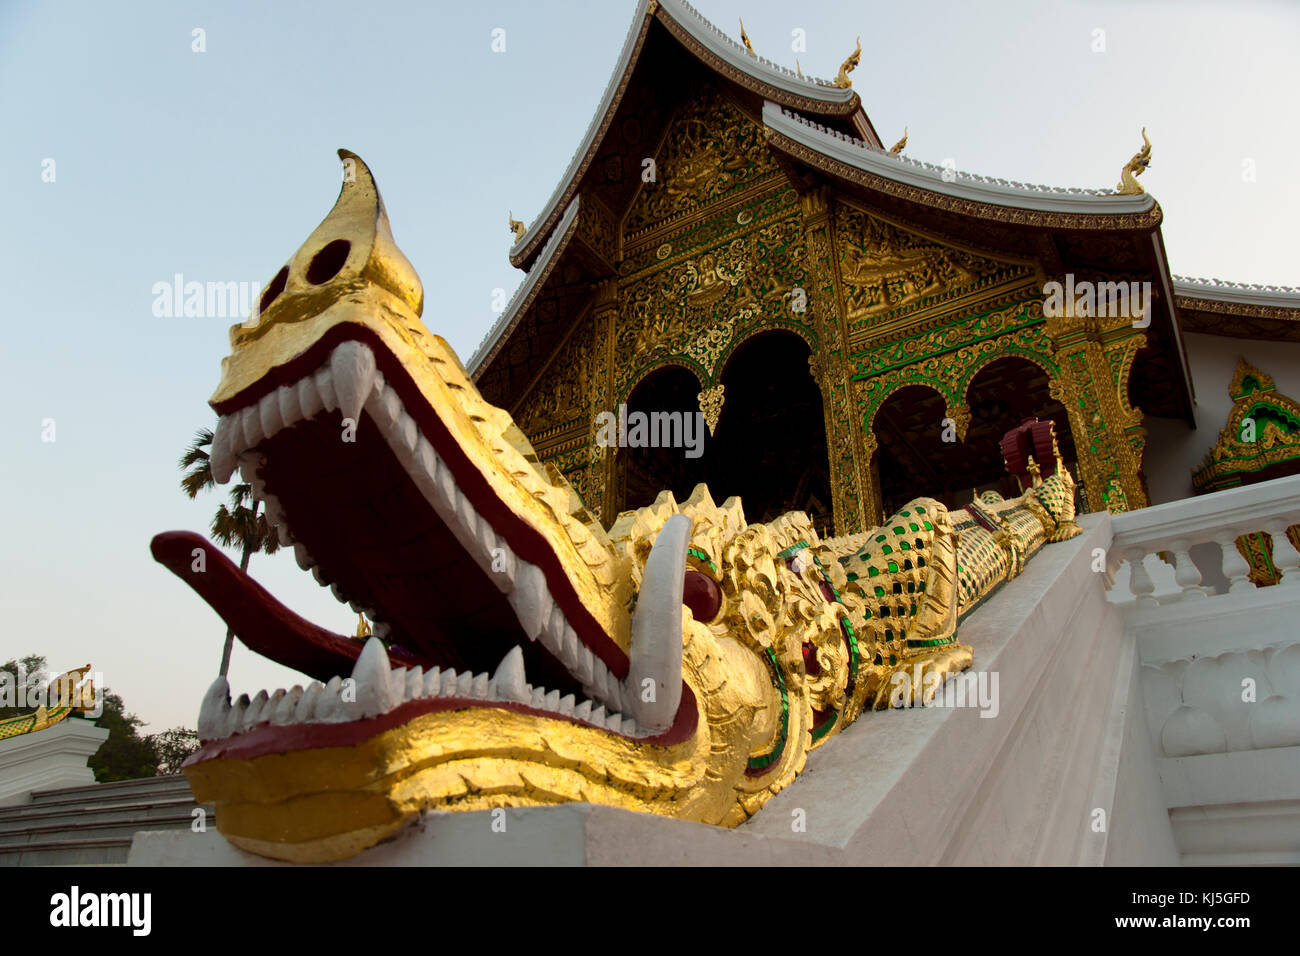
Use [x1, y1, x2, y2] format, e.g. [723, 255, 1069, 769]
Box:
[1, 0, 1296, 734]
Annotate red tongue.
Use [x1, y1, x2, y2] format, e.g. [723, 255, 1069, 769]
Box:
[150, 531, 423, 682]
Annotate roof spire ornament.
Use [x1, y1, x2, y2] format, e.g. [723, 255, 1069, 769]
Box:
[509, 211, 526, 241]
[739, 18, 755, 56]
[796, 58, 802, 77]
[889, 126, 908, 154]
[832, 36, 861, 89]
[1116, 127, 1152, 195]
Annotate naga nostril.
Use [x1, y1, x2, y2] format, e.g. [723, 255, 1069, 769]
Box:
[683, 570, 721, 623]
[307, 239, 351, 284]
[259, 265, 289, 314]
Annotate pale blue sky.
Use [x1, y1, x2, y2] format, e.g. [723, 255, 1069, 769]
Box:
[1, 0, 1296, 732]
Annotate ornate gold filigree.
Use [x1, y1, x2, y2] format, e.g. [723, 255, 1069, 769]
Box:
[698, 384, 725, 434]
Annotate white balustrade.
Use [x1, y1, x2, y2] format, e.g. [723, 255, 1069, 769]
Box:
[1106, 475, 1300, 605]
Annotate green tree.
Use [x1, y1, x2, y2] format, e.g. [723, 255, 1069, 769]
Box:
[149, 727, 200, 775]
[179, 427, 282, 677]
[88, 690, 158, 782]
[0, 653, 46, 719]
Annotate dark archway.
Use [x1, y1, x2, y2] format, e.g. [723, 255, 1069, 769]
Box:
[708, 331, 831, 528]
[616, 365, 708, 513]
[872, 357, 1078, 516]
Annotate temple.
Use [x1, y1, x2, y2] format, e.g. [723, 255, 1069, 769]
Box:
[471, 0, 1300, 555]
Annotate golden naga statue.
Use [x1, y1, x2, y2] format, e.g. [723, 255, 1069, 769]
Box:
[889, 126, 908, 154]
[151, 152, 1082, 863]
[1116, 127, 1152, 195]
[0, 665, 96, 742]
[831, 36, 861, 89]
[508, 211, 526, 241]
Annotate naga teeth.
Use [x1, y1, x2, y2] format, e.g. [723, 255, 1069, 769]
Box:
[509, 563, 551, 640]
[197, 677, 230, 740]
[330, 341, 377, 425]
[351, 636, 398, 718]
[210, 415, 237, 484]
[624, 514, 691, 733]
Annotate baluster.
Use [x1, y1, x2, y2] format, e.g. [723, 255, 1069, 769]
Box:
[1214, 532, 1254, 593]
[1171, 539, 1206, 600]
[1127, 547, 1158, 607]
[1267, 522, 1300, 588]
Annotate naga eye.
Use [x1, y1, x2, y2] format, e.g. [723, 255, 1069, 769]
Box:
[682, 570, 722, 623]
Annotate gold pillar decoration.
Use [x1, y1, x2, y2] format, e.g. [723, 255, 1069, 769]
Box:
[946, 401, 972, 442]
[1043, 279, 1149, 513]
[798, 186, 873, 534]
[590, 279, 619, 525]
[698, 384, 725, 435]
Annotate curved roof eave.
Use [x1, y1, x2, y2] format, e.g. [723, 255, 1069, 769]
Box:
[762, 101, 1162, 224]
[470, 198, 581, 377]
[508, 0, 864, 271]
[1172, 276, 1300, 312]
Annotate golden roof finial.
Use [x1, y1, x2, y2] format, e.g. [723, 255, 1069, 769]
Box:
[1117, 127, 1152, 195]
[796, 58, 802, 77]
[356, 614, 371, 638]
[739, 18, 755, 56]
[235, 150, 423, 343]
[832, 36, 861, 89]
[889, 126, 908, 154]
[509, 211, 526, 241]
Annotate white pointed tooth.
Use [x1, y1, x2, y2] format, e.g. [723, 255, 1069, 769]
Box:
[405, 667, 424, 701]
[572, 646, 594, 685]
[440, 670, 459, 696]
[245, 690, 270, 729]
[198, 677, 230, 740]
[558, 694, 575, 718]
[509, 563, 552, 641]
[417, 437, 437, 479]
[278, 383, 300, 429]
[379, 387, 403, 429]
[432, 458, 457, 514]
[210, 415, 237, 483]
[298, 376, 323, 419]
[541, 605, 567, 652]
[487, 537, 514, 593]
[599, 670, 624, 713]
[314, 366, 337, 412]
[626, 513, 691, 733]
[227, 694, 249, 736]
[389, 667, 407, 698]
[529, 686, 545, 709]
[238, 454, 261, 484]
[544, 689, 560, 712]
[605, 711, 623, 732]
[272, 687, 301, 725]
[456, 490, 478, 539]
[620, 716, 640, 736]
[423, 667, 442, 697]
[330, 341, 376, 424]
[295, 682, 323, 722]
[351, 637, 398, 718]
[398, 412, 419, 454]
[275, 522, 293, 546]
[259, 390, 283, 440]
[263, 494, 285, 526]
[472, 672, 490, 699]
[241, 405, 264, 448]
[456, 671, 474, 696]
[589, 705, 607, 726]
[316, 676, 346, 722]
[490, 646, 530, 704]
[574, 700, 592, 721]
[294, 542, 314, 570]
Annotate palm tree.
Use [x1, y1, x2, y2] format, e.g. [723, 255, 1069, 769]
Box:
[179, 427, 282, 677]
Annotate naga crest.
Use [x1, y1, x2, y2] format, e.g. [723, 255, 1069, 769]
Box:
[153, 153, 1081, 862]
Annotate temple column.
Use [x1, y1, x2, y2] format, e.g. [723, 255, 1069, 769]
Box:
[798, 188, 874, 535]
[1044, 287, 1148, 513]
[588, 279, 619, 525]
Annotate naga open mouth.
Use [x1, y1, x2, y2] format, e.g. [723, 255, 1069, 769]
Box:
[155, 331, 697, 762]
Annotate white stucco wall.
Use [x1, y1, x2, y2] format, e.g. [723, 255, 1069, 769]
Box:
[1143, 332, 1300, 505]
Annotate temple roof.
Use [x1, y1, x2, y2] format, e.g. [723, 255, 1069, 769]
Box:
[1173, 276, 1300, 341]
[506, 0, 877, 272]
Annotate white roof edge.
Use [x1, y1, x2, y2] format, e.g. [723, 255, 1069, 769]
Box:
[470, 198, 582, 375]
[510, 0, 857, 264]
[1172, 276, 1300, 310]
[762, 101, 1158, 216]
